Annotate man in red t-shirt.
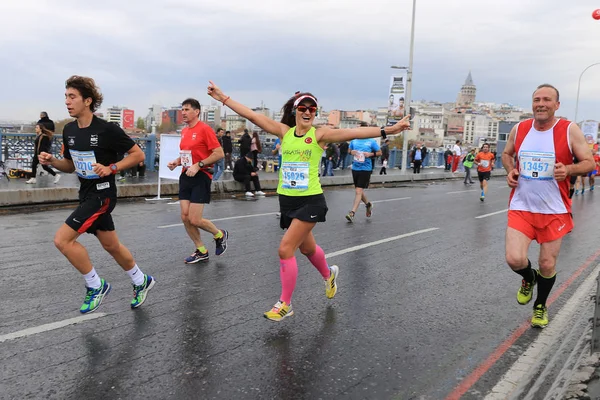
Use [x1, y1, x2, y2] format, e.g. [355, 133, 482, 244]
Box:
[474, 143, 495, 201]
[168, 98, 228, 263]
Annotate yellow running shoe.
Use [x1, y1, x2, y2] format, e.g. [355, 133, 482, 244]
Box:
[531, 304, 548, 328]
[517, 274, 537, 305]
[325, 265, 339, 299]
[264, 301, 293, 322]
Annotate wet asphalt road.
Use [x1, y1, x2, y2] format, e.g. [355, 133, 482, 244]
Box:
[2, 178, 600, 400]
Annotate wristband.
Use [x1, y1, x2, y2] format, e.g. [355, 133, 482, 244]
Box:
[222, 96, 230, 106]
[380, 126, 387, 139]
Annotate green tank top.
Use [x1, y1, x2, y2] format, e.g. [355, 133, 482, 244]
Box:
[277, 126, 324, 196]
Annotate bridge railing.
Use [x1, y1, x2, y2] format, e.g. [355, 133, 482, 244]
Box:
[0, 133, 158, 172]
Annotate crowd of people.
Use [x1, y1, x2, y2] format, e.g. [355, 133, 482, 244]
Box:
[35, 76, 598, 331]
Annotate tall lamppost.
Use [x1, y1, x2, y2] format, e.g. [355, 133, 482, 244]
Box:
[391, 0, 416, 173]
[574, 62, 600, 123]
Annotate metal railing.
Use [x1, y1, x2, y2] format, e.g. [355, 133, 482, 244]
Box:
[0, 133, 158, 172]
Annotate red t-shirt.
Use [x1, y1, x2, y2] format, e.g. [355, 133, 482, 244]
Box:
[594, 154, 600, 173]
[180, 121, 220, 178]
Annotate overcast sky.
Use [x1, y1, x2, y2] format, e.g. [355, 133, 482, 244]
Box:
[1, 0, 599, 123]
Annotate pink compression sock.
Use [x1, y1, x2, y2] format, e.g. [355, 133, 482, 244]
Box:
[279, 257, 298, 305]
[306, 245, 330, 279]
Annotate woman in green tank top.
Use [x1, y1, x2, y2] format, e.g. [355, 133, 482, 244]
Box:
[207, 81, 411, 321]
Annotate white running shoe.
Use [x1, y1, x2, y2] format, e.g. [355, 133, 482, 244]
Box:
[245, 191, 254, 197]
[53, 174, 61, 184]
[26, 178, 36, 184]
[255, 191, 266, 196]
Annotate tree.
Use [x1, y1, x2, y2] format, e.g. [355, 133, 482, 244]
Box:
[158, 121, 176, 133]
[136, 117, 146, 131]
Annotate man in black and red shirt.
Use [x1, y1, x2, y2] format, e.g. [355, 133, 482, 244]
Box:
[167, 98, 228, 263]
[40, 75, 155, 314]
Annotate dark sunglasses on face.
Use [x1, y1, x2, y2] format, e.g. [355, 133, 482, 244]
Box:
[296, 105, 317, 114]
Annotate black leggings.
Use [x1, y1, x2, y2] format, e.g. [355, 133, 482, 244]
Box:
[31, 156, 56, 177]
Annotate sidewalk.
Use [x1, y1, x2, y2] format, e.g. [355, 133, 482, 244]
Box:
[0, 166, 505, 207]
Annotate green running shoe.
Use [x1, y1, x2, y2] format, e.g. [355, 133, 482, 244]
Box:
[531, 304, 548, 328]
[80, 279, 111, 314]
[131, 274, 156, 309]
[517, 272, 537, 305]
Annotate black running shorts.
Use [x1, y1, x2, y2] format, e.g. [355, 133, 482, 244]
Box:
[179, 171, 212, 204]
[279, 193, 328, 229]
[65, 197, 116, 234]
[352, 170, 372, 189]
[478, 171, 491, 182]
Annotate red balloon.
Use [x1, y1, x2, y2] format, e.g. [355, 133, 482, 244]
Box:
[593, 9, 600, 20]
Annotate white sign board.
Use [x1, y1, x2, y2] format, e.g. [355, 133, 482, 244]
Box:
[159, 134, 182, 180]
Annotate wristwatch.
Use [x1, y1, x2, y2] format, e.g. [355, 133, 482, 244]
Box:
[198, 161, 205, 168]
[109, 164, 118, 174]
[380, 126, 387, 139]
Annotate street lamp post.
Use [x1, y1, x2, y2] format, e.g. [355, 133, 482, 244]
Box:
[391, 0, 416, 173]
[574, 62, 600, 124]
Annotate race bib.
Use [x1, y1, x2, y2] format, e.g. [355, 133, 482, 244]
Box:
[519, 151, 555, 180]
[70, 150, 99, 179]
[481, 160, 490, 168]
[281, 162, 309, 190]
[353, 152, 366, 163]
[180, 150, 192, 168]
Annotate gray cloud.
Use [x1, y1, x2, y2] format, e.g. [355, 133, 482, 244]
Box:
[0, 0, 599, 122]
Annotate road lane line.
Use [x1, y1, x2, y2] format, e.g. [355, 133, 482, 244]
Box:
[325, 228, 439, 259]
[475, 209, 509, 219]
[0, 313, 107, 343]
[445, 248, 600, 400]
[446, 190, 478, 194]
[158, 212, 278, 228]
[371, 197, 411, 204]
[483, 262, 600, 399]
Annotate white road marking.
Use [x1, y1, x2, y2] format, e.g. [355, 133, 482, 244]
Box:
[446, 190, 478, 194]
[371, 197, 411, 204]
[325, 228, 439, 259]
[496, 185, 509, 189]
[0, 313, 106, 343]
[475, 209, 509, 219]
[484, 263, 600, 399]
[157, 212, 278, 228]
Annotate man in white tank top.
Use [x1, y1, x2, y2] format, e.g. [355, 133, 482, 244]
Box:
[501, 84, 594, 328]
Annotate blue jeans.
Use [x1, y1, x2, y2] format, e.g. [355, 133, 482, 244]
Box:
[213, 158, 225, 181]
[326, 159, 334, 176]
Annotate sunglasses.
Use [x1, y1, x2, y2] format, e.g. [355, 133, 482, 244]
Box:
[296, 105, 317, 114]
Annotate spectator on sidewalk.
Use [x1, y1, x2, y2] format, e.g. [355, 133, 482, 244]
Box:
[233, 152, 265, 197]
[250, 131, 262, 169]
[380, 139, 390, 175]
[325, 142, 337, 176]
[37, 111, 55, 133]
[213, 128, 225, 181]
[238, 129, 252, 161]
[272, 137, 282, 172]
[222, 130, 233, 170]
[444, 147, 453, 171]
[26, 123, 60, 184]
[411, 143, 425, 174]
[452, 140, 462, 173]
[338, 141, 349, 169]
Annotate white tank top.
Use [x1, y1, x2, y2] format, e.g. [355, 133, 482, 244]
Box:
[509, 119, 572, 214]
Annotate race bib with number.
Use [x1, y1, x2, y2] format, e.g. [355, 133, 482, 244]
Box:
[481, 160, 490, 168]
[353, 152, 366, 162]
[70, 150, 99, 179]
[281, 162, 309, 190]
[180, 150, 192, 168]
[519, 151, 555, 180]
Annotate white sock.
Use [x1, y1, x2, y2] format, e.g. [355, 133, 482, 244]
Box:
[127, 264, 145, 286]
[83, 268, 102, 289]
